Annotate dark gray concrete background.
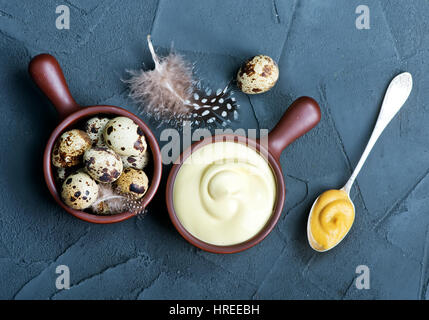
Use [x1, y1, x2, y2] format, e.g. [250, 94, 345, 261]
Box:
[0, 0, 428, 299]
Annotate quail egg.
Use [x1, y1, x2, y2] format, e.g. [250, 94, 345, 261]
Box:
[115, 168, 149, 199]
[237, 55, 279, 94]
[61, 172, 99, 210]
[52, 129, 92, 168]
[83, 146, 123, 183]
[56, 166, 77, 182]
[85, 116, 110, 146]
[91, 201, 111, 215]
[103, 117, 147, 156]
[121, 151, 149, 170]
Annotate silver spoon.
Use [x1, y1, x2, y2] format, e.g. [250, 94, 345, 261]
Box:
[307, 72, 413, 252]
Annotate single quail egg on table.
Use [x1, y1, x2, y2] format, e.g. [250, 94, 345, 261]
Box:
[83, 146, 123, 183]
[237, 55, 279, 94]
[85, 116, 110, 146]
[103, 117, 147, 156]
[121, 151, 149, 170]
[52, 129, 92, 168]
[61, 172, 99, 210]
[115, 168, 149, 199]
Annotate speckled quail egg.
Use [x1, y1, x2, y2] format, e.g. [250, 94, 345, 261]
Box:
[56, 166, 77, 182]
[61, 172, 99, 210]
[91, 201, 111, 215]
[115, 168, 149, 199]
[103, 117, 147, 156]
[121, 151, 149, 170]
[83, 146, 123, 183]
[237, 55, 279, 94]
[85, 116, 110, 146]
[56, 167, 67, 181]
[52, 129, 92, 168]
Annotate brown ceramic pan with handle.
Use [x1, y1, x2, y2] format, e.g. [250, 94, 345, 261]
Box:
[166, 96, 321, 253]
[29, 54, 162, 224]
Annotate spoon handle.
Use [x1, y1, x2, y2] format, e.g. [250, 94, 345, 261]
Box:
[343, 72, 413, 194]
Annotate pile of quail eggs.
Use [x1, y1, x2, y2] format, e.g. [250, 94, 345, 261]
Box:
[52, 116, 150, 214]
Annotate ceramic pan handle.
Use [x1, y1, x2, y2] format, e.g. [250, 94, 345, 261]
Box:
[29, 54, 80, 121]
[268, 96, 321, 161]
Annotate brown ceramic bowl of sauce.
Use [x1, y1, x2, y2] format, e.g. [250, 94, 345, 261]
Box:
[166, 97, 321, 253]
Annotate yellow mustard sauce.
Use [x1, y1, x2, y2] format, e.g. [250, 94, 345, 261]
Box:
[309, 189, 355, 250]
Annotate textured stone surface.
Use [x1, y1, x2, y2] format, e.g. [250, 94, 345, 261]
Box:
[0, 0, 428, 299]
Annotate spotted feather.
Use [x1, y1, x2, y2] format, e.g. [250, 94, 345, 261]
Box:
[186, 86, 239, 127]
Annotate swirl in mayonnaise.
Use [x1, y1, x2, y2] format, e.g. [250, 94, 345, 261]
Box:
[173, 142, 276, 246]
